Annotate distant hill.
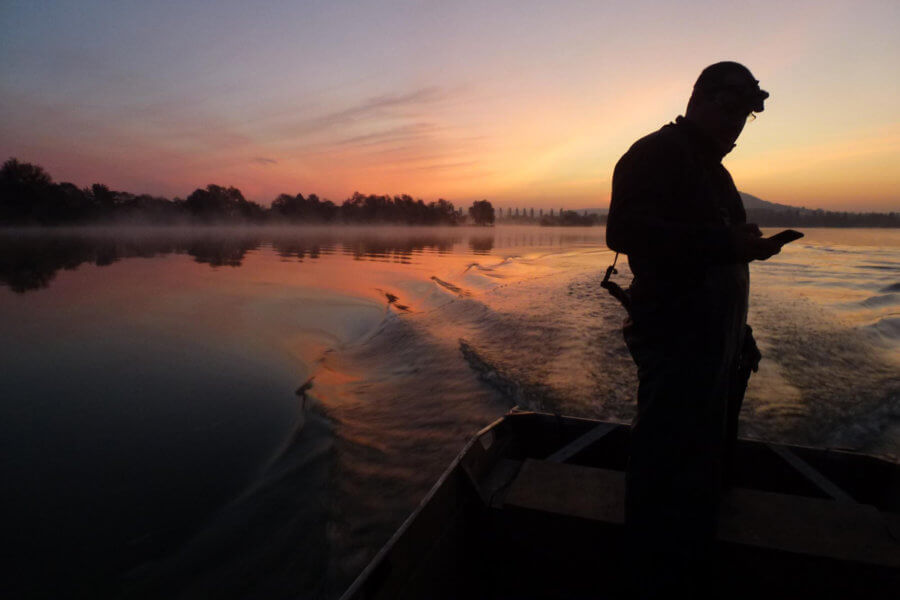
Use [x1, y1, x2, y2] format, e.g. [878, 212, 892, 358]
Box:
[739, 192, 813, 213]
[738, 192, 898, 227]
[579, 195, 802, 216]
[592, 195, 806, 215]
[589, 193, 896, 227]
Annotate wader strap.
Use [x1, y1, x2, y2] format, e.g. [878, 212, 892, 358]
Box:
[601, 252, 632, 312]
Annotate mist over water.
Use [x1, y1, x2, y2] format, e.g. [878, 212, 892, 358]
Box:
[1, 225, 898, 598]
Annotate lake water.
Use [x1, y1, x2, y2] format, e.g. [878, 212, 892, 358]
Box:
[2, 225, 898, 598]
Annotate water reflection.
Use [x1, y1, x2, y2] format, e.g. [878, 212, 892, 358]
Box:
[0, 226, 604, 293]
[469, 234, 495, 254]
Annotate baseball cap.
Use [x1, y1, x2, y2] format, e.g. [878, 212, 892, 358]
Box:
[694, 61, 770, 112]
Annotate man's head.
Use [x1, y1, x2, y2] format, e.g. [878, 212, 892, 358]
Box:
[685, 61, 769, 151]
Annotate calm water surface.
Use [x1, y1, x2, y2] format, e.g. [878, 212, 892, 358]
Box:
[2, 226, 898, 598]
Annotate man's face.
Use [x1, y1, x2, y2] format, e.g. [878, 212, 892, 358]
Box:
[686, 64, 767, 152]
[701, 70, 763, 149]
[710, 87, 753, 147]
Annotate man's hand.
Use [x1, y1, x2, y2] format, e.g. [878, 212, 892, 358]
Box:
[732, 223, 780, 262]
[738, 223, 762, 238]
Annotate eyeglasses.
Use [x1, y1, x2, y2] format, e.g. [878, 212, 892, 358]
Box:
[714, 91, 757, 121]
[708, 83, 767, 117]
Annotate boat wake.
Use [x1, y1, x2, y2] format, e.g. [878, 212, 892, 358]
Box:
[122, 240, 900, 599]
[746, 288, 900, 457]
[458, 338, 557, 411]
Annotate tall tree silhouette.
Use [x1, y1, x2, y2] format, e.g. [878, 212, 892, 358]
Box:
[469, 200, 495, 225]
[1, 158, 54, 223]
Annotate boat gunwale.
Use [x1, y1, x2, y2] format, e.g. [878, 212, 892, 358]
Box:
[338, 414, 507, 600]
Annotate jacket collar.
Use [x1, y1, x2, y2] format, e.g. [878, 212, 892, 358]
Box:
[674, 115, 733, 163]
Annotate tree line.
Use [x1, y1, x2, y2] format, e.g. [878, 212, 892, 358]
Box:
[4, 158, 894, 228]
[0, 158, 475, 226]
[744, 208, 900, 228]
[497, 206, 604, 226]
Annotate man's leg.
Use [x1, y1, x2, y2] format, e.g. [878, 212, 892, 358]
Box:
[724, 360, 750, 489]
[624, 324, 728, 598]
[725, 325, 757, 488]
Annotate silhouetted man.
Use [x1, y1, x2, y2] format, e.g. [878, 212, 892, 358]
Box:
[606, 62, 781, 598]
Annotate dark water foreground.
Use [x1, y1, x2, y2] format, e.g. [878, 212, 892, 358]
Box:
[1, 226, 898, 598]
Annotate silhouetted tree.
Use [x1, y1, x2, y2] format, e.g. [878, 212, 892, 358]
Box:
[271, 192, 338, 222]
[433, 198, 457, 224]
[91, 183, 116, 215]
[469, 200, 495, 226]
[186, 184, 263, 222]
[1, 159, 56, 223]
[338, 192, 458, 225]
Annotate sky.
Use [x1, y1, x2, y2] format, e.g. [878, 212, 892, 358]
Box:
[1, 0, 898, 211]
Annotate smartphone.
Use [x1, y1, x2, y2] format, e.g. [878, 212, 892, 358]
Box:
[767, 229, 804, 246]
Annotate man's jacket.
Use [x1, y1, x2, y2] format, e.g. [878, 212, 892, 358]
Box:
[606, 116, 750, 356]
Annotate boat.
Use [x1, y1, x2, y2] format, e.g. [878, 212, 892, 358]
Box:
[341, 409, 900, 599]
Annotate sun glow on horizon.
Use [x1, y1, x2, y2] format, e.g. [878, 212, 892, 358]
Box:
[1, 1, 897, 212]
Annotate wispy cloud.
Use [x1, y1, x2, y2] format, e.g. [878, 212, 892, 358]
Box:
[252, 156, 278, 165]
[409, 159, 481, 172]
[310, 87, 449, 132]
[271, 86, 457, 142]
[331, 122, 441, 148]
[252, 86, 493, 179]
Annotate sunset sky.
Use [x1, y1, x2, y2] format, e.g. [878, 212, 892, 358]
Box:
[2, 0, 898, 211]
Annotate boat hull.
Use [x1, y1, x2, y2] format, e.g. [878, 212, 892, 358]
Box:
[342, 411, 900, 600]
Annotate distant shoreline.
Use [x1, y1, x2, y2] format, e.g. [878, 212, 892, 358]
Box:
[3, 158, 897, 229]
[1, 221, 898, 232]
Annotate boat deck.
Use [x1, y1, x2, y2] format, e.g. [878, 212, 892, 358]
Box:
[505, 458, 900, 568]
[343, 412, 900, 600]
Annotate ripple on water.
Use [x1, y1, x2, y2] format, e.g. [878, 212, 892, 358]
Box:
[747, 289, 900, 453]
[858, 293, 900, 308]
